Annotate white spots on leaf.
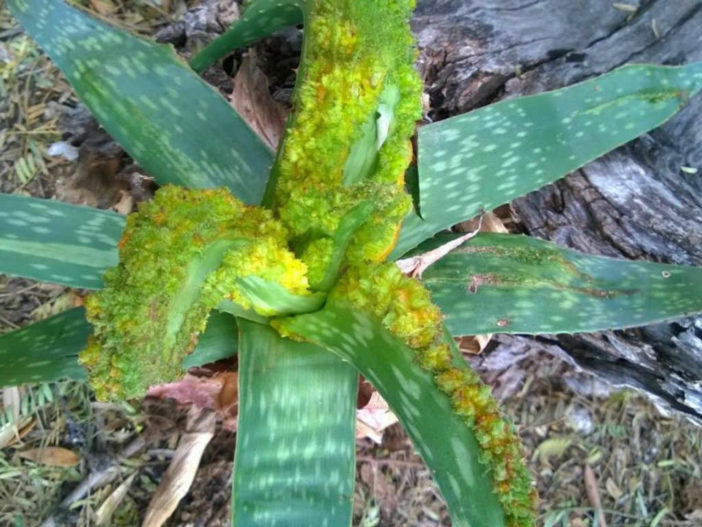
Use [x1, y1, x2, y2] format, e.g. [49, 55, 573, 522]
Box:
[421, 65, 695, 228]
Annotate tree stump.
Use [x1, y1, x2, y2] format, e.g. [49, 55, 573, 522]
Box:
[412, 0, 702, 423]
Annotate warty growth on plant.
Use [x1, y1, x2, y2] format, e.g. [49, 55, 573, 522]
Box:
[3, 0, 702, 526]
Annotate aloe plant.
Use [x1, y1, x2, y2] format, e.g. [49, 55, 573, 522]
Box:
[3, 0, 702, 525]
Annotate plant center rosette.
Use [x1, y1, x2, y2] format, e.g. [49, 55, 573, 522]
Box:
[79, 1, 536, 524]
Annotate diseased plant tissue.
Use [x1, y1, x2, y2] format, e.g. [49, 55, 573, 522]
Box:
[3, 0, 702, 525]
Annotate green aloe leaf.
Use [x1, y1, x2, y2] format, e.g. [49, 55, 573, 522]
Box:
[279, 307, 507, 527]
[0, 308, 89, 386]
[392, 61, 702, 257]
[183, 311, 239, 368]
[233, 277, 326, 316]
[420, 233, 702, 335]
[9, 0, 273, 203]
[233, 319, 356, 526]
[0, 193, 123, 289]
[190, 0, 304, 72]
[0, 309, 238, 388]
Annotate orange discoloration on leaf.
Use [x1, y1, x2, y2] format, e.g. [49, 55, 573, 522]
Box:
[333, 262, 536, 523]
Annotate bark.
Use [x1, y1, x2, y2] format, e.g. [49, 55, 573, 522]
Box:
[412, 0, 702, 423]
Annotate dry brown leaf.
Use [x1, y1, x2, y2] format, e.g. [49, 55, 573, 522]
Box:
[457, 210, 509, 235]
[584, 464, 608, 527]
[148, 374, 220, 408]
[230, 52, 288, 151]
[111, 189, 135, 216]
[147, 372, 238, 431]
[55, 148, 127, 209]
[142, 411, 216, 527]
[0, 415, 34, 450]
[15, 418, 36, 445]
[89, 0, 118, 15]
[216, 371, 238, 409]
[605, 477, 623, 500]
[356, 391, 399, 444]
[18, 447, 80, 467]
[458, 334, 493, 355]
[95, 472, 137, 526]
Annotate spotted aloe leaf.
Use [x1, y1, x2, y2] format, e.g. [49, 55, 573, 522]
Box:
[182, 311, 239, 368]
[0, 193, 123, 289]
[8, 0, 273, 204]
[392, 61, 702, 257]
[0, 308, 89, 386]
[0, 309, 238, 388]
[419, 233, 702, 336]
[279, 307, 514, 527]
[190, 0, 304, 72]
[233, 319, 356, 527]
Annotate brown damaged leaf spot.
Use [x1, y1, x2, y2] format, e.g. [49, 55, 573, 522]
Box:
[456, 244, 591, 282]
[574, 285, 638, 299]
[467, 273, 498, 294]
[461, 268, 638, 300]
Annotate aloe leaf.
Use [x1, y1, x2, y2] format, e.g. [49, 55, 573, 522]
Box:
[419, 233, 702, 335]
[190, 0, 305, 72]
[0, 308, 89, 386]
[233, 319, 356, 526]
[342, 85, 402, 186]
[279, 307, 507, 527]
[0, 193, 123, 289]
[0, 309, 238, 388]
[9, 0, 273, 203]
[215, 281, 326, 325]
[392, 61, 702, 257]
[182, 311, 239, 368]
[234, 276, 326, 315]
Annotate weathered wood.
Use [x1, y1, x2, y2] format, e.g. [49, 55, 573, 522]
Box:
[413, 0, 702, 423]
